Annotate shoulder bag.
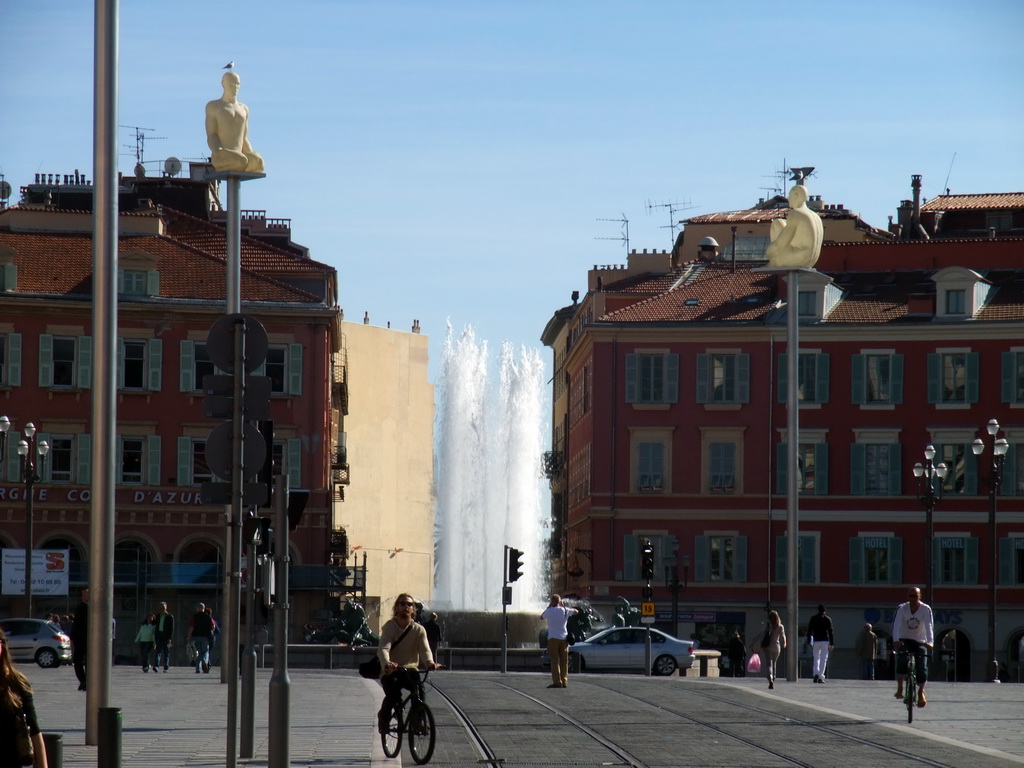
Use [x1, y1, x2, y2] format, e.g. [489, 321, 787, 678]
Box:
[15, 710, 34, 766]
[359, 624, 413, 679]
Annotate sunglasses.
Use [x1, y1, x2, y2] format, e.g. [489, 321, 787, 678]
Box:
[397, 601, 415, 607]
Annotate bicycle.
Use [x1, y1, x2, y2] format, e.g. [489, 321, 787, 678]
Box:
[380, 668, 436, 764]
[896, 645, 926, 724]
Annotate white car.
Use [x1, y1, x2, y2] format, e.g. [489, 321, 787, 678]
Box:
[570, 627, 695, 676]
[0, 618, 73, 668]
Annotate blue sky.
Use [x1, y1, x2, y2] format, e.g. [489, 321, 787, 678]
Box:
[2, 1, 1022, 383]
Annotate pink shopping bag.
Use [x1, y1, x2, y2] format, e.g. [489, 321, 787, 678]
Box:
[746, 653, 762, 674]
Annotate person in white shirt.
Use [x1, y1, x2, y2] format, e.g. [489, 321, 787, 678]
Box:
[892, 586, 934, 706]
[541, 595, 579, 689]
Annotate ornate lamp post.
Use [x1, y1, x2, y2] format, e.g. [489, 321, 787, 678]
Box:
[17, 422, 49, 617]
[972, 418, 1007, 683]
[912, 445, 948, 608]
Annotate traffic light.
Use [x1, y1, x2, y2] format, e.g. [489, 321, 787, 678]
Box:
[641, 539, 655, 581]
[508, 547, 524, 583]
[254, 516, 273, 556]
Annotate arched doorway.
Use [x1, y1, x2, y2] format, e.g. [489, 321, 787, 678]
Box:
[936, 628, 971, 682]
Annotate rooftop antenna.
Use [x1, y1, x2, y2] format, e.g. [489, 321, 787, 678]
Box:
[119, 125, 166, 176]
[595, 214, 629, 254]
[646, 198, 696, 248]
[759, 158, 790, 199]
[943, 152, 957, 195]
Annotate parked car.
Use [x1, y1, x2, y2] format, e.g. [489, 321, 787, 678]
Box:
[0, 618, 73, 668]
[569, 627, 695, 676]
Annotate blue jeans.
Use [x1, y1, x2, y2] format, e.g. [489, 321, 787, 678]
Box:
[859, 659, 874, 680]
[193, 637, 210, 671]
[155, 639, 171, 669]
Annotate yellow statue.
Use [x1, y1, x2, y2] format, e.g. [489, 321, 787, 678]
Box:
[765, 184, 822, 268]
[205, 71, 265, 173]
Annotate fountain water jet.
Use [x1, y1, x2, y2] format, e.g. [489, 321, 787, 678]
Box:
[434, 324, 548, 613]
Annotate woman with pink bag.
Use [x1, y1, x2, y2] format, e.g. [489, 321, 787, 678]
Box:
[750, 610, 786, 689]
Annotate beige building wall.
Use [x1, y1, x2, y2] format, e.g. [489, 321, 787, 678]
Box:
[338, 321, 434, 633]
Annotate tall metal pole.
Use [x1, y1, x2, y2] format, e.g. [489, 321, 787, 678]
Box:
[784, 270, 800, 682]
[913, 446, 946, 609]
[268, 475, 291, 768]
[973, 420, 1006, 684]
[21, 429, 37, 618]
[88, 0, 119, 749]
[225, 318, 245, 768]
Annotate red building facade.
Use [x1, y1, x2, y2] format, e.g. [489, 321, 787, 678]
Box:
[544, 215, 1024, 681]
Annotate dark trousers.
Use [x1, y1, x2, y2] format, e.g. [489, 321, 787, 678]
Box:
[73, 646, 87, 687]
[380, 668, 419, 714]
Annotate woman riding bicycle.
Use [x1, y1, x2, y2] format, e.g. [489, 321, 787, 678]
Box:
[892, 587, 934, 708]
[376, 594, 440, 734]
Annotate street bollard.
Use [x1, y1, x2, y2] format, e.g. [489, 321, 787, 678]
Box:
[42, 733, 63, 768]
[98, 707, 122, 768]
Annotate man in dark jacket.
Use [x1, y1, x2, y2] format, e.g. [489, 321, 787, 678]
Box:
[187, 602, 215, 674]
[72, 588, 89, 690]
[806, 604, 834, 683]
[154, 601, 175, 672]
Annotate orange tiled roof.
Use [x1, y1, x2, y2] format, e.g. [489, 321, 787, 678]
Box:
[921, 193, 1024, 211]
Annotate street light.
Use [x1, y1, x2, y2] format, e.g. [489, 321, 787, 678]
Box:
[912, 445, 948, 608]
[17, 422, 49, 618]
[971, 418, 1008, 683]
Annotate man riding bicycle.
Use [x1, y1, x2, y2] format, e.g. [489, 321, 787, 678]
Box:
[892, 587, 934, 707]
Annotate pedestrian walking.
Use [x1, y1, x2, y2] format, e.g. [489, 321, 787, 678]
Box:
[727, 631, 746, 677]
[855, 623, 877, 680]
[0, 626, 48, 767]
[375, 593, 439, 734]
[186, 603, 215, 674]
[806, 604, 834, 683]
[541, 595, 579, 689]
[134, 614, 157, 672]
[753, 611, 786, 689]
[424, 612, 442, 658]
[71, 588, 89, 691]
[154, 601, 174, 672]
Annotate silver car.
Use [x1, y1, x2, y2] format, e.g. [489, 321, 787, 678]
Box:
[570, 627, 695, 676]
[0, 618, 73, 668]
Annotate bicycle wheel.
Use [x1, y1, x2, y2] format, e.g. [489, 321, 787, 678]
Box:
[407, 701, 436, 765]
[905, 659, 916, 724]
[380, 702, 402, 758]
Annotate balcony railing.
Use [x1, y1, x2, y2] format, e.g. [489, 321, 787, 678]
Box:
[542, 450, 564, 479]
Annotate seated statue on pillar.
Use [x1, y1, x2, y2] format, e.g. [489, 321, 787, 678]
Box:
[205, 71, 265, 173]
[765, 183, 823, 268]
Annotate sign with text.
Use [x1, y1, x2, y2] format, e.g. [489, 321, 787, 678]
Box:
[2, 549, 70, 596]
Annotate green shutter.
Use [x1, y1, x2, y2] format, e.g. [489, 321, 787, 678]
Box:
[734, 536, 748, 582]
[664, 354, 679, 403]
[146, 269, 160, 296]
[694, 536, 709, 582]
[78, 335, 92, 389]
[926, 354, 940, 404]
[623, 534, 638, 580]
[1002, 444, 1017, 496]
[816, 353, 830, 404]
[736, 353, 750, 403]
[775, 535, 787, 582]
[287, 438, 302, 488]
[891, 354, 904, 405]
[1002, 352, 1015, 403]
[7, 333, 21, 386]
[39, 334, 53, 387]
[116, 438, 123, 483]
[147, 435, 161, 485]
[177, 437, 192, 486]
[2, 263, 16, 291]
[889, 537, 903, 584]
[179, 341, 195, 392]
[965, 537, 979, 585]
[695, 354, 709, 403]
[288, 343, 303, 396]
[625, 354, 638, 403]
[800, 535, 817, 583]
[117, 268, 125, 294]
[965, 352, 980, 404]
[998, 539, 1014, 585]
[932, 538, 943, 586]
[776, 442, 787, 494]
[963, 442, 979, 495]
[851, 355, 866, 404]
[815, 442, 829, 495]
[116, 338, 125, 389]
[850, 444, 866, 495]
[148, 339, 162, 391]
[36, 432, 51, 482]
[849, 538, 864, 584]
[76, 434, 91, 484]
[5, 431, 21, 480]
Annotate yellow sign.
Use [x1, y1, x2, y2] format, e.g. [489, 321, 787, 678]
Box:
[641, 601, 655, 616]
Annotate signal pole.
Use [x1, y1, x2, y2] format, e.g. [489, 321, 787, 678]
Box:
[640, 539, 655, 676]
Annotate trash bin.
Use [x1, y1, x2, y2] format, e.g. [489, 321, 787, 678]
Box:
[42, 733, 63, 768]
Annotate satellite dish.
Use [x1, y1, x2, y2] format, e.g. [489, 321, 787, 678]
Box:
[0, 181, 11, 200]
[164, 156, 182, 176]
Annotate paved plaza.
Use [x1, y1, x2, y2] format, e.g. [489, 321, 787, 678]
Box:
[24, 664, 1024, 767]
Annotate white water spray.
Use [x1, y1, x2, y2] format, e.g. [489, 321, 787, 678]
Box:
[434, 324, 548, 611]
